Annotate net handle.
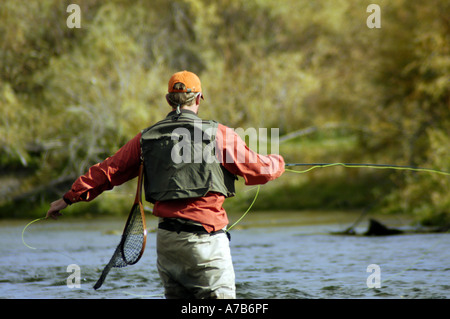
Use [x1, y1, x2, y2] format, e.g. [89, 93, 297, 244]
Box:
[134, 161, 144, 204]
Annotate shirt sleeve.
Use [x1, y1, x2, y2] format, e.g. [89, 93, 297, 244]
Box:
[215, 124, 285, 185]
[63, 132, 142, 204]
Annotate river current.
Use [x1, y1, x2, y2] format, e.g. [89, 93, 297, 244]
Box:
[1, 212, 449, 299]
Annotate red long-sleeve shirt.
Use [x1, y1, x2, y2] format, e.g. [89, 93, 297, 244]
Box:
[64, 123, 285, 232]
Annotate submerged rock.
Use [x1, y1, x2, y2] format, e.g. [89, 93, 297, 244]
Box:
[331, 218, 404, 236]
[363, 219, 403, 236]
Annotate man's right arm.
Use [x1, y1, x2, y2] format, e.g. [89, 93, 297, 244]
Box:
[215, 124, 285, 185]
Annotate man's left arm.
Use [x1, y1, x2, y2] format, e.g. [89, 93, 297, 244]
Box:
[46, 133, 142, 219]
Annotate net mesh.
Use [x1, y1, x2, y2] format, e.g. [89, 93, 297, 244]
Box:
[94, 203, 146, 289]
[117, 203, 146, 266]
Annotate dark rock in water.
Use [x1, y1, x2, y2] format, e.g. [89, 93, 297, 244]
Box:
[331, 218, 448, 236]
[364, 219, 403, 236]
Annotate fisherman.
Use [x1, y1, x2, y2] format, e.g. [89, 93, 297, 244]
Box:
[46, 70, 285, 299]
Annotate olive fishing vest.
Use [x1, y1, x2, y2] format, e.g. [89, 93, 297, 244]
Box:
[140, 111, 237, 203]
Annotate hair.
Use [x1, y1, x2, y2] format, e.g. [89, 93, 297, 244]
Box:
[166, 82, 197, 108]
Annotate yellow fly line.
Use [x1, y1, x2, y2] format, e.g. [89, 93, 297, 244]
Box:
[21, 162, 448, 250]
[21, 217, 46, 250]
[285, 163, 450, 176]
[19, 161, 449, 298]
[228, 162, 449, 232]
[227, 185, 261, 232]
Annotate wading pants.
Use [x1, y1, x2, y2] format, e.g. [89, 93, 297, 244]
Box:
[156, 219, 236, 299]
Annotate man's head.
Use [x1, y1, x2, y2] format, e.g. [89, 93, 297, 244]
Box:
[166, 71, 204, 113]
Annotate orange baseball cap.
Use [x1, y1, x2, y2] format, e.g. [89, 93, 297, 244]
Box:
[168, 70, 204, 99]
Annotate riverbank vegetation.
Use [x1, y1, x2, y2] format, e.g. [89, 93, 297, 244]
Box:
[1, 0, 449, 226]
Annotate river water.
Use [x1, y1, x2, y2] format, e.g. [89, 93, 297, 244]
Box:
[1, 212, 449, 299]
